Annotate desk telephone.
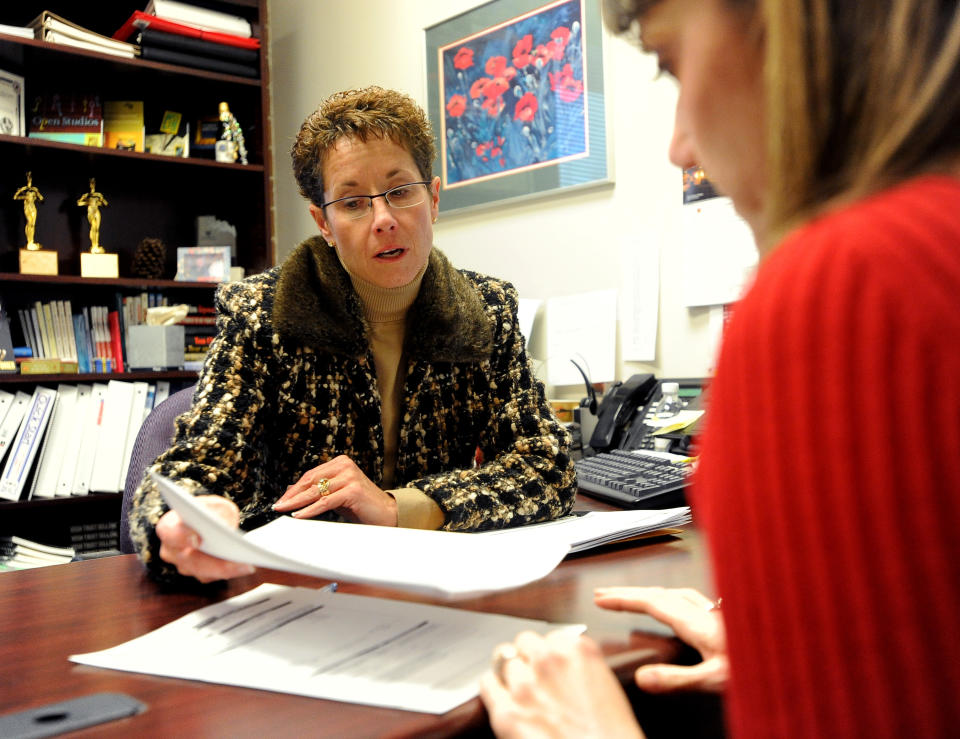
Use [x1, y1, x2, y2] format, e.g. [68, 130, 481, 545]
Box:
[576, 374, 706, 508]
[588, 374, 706, 455]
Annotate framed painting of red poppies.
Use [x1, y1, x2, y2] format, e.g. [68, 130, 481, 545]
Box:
[426, 0, 610, 213]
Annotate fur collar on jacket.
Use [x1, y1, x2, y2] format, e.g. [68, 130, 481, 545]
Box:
[273, 236, 493, 362]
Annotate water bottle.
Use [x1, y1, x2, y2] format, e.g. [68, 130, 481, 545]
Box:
[653, 382, 683, 420]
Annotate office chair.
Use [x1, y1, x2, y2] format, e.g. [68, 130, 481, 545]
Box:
[119, 385, 195, 554]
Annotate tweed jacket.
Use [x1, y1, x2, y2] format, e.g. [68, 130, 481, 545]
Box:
[130, 237, 576, 583]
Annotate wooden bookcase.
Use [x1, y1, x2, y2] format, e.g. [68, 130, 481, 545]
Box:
[0, 0, 274, 550]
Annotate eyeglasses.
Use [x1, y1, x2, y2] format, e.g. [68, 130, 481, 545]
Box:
[320, 181, 432, 220]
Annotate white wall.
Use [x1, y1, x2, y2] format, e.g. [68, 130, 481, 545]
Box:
[267, 0, 724, 396]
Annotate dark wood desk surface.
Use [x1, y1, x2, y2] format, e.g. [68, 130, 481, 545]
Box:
[0, 495, 714, 738]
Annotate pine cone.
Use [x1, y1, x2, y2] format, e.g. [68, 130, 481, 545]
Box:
[132, 238, 167, 279]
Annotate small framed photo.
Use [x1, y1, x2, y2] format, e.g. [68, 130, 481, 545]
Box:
[0, 68, 25, 136]
[175, 246, 231, 283]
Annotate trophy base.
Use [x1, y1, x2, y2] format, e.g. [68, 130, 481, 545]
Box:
[81, 251, 119, 278]
[19, 248, 59, 275]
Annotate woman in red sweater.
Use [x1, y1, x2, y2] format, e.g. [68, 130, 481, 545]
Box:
[481, 0, 960, 736]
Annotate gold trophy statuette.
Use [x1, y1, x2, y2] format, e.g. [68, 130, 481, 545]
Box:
[78, 178, 118, 277]
[14, 172, 58, 275]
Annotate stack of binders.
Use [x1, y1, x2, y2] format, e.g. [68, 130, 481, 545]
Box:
[113, 0, 260, 78]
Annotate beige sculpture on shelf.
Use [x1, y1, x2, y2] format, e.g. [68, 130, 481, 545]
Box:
[77, 178, 118, 277]
[77, 178, 109, 253]
[14, 172, 57, 275]
[14, 172, 44, 250]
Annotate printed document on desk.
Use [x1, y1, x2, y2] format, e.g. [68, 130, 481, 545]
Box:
[153, 473, 571, 598]
[478, 507, 692, 553]
[70, 583, 584, 713]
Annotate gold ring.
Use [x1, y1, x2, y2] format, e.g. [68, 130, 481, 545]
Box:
[315, 478, 330, 496]
[706, 597, 723, 612]
[492, 644, 519, 682]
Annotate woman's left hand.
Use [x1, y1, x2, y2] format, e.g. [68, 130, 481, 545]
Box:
[480, 630, 645, 739]
[273, 454, 398, 526]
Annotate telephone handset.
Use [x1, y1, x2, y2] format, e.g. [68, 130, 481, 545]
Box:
[588, 373, 658, 451]
[588, 375, 707, 454]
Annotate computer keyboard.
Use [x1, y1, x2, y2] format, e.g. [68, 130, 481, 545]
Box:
[576, 450, 692, 508]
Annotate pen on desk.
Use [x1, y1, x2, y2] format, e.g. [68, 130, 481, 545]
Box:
[321, 582, 338, 593]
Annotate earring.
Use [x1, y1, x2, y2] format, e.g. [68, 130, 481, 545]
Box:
[328, 240, 336, 248]
[432, 217, 438, 224]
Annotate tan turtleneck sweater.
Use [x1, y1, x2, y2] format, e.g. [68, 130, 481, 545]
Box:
[344, 258, 445, 531]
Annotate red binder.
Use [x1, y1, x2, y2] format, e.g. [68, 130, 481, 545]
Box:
[113, 10, 260, 50]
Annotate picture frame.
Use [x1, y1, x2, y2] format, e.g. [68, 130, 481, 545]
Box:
[425, 0, 611, 214]
[0, 68, 25, 137]
[175, 245, 231, 283]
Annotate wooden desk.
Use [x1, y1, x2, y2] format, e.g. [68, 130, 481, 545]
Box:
[0, 497, 715, 738]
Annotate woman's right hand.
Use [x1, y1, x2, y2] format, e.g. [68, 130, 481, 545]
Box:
[594, 586, 728, 694]
[155, 495, 256, 583]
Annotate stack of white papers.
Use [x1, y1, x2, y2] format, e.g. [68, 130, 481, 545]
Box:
[153, 473, 691, 598]
[70, 583, 584, 714]
[478, 507, 691, 553]
[154, 473, 571, 598]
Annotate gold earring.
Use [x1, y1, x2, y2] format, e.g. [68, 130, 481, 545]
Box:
[328, 240, 336, 247]
[432, 217, 438, 224]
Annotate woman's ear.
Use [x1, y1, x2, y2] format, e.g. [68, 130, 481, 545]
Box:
[309, 204, 335, 244]
[429, 176, 441, 223]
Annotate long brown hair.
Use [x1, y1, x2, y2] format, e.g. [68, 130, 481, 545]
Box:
[605, 0, 960, 247]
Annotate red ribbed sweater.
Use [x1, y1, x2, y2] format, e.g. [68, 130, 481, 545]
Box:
[695, 176, 960, 738]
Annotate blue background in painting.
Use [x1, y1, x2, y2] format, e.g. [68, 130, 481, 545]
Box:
[441, 0, 585, 186]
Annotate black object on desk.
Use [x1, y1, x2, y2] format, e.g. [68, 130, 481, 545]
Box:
[0, 693, 146, 738]
[577, 450, 690, 507]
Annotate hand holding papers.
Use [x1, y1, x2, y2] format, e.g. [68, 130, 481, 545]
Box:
[152, 472, 571, 598]
[154, 473, 691, 597]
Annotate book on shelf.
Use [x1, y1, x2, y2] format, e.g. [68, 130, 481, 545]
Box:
[0, 535, 75, 570]
[104, 100, 144, 152]
[0, 23, 34, 40]
[0, 68, 25, 137]
[28, 383, 78, 499]
[0, 391, 30, 467]
[0, 309, 16, 372]
[113, 10, 260, 50]
[89, 380, 135, 493]
[108, 310, 126, 373]
[154, 380, 172, 406]
[137, 27, 258, 63]
[0, 385, 57, 502]
[29, 11, 138, 59]
[72, 382, 108, 495]
[138, 45, 258, 77]
[0, 390, 13, 426]
[57, 383, 92, 496]
[28, 92, 103, 147]
[119, 381, 150, 489]
[147, 0, 253, 38]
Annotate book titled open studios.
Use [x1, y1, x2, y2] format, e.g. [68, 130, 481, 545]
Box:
[152, 472, 691, 598]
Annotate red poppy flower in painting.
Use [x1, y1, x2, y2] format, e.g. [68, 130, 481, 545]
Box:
[550, 26, 571, 55]
[549, 63, 584, 103]
[514, 92, 539, 122]
[512, 34, 533, 68]
[481, 95, 505, 117]
[470, 77, 491, 99]
[453, 47, 474, 70]
[532, 43, 554, 67]
[483, 76, 510, 101]
[485, 55, 516, 80]
[446, 94, 467, 117]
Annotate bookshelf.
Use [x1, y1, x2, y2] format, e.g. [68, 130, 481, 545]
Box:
[0, 1, 273, 550]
